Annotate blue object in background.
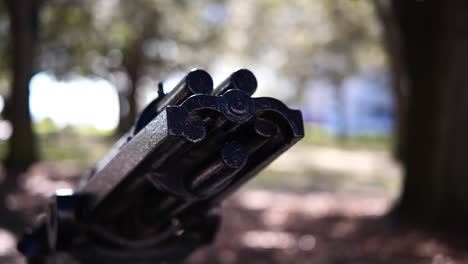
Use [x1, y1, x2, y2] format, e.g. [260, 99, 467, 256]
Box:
[303, 70, 394, 136]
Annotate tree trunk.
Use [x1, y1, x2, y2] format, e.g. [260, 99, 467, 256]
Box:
[116, 77, 138, 135]
[0, 0, 41, 236]
[116, 40, 143, 136]
[4, 0, 39, 170]
[391, 0, 468, 229]
[374, 0, 408, 162]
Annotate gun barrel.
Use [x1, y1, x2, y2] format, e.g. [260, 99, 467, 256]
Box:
[212, 69, 257, 96]
[156, 69, 213, 113]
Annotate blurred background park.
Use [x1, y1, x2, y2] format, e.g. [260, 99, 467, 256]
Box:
[1, 0, 468, 263]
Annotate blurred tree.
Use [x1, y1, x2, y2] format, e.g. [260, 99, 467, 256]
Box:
[0, 4, 10, 96]
[0, 0, 95, 170]
[218, 0, 384, 137]
[3, 0, 41, 170]
[37, 1, 95, 76]
[0, 0, 385, 168]
[0, 0, 43, 234]
[0, 0, 220, 169]
[107, 0, 222, 134]
[374, 0, 407, 161]
[380, 0, 468, 229]
[39, 0, 220, 135]
[108, 0, 165, 134]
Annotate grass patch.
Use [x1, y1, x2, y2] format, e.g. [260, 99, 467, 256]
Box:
[38, 134, 113, 166]
[0, 123, 398, 195]
[0, 133, 113, 167]
[303, 124, 393, 150]
[248, 167, 400, 195]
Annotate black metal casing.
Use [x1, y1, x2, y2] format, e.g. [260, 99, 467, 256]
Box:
[18, 69, 304, 263]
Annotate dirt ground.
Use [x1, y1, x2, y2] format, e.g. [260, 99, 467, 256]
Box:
[187, 190, 468, 264]
[1, 189, 467, 263]
[0, 155, 466, 263]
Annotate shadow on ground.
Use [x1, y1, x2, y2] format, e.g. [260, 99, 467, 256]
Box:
[0, 163, 466, 264]
[188, 191, 468, 264]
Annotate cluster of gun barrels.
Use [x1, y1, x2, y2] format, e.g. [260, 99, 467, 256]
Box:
[155, 68, 257, 114]
[149, 69, 262, 198]
[17, 68, 304, 262]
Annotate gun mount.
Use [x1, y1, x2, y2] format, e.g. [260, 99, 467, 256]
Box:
[18, 69, 304, 263]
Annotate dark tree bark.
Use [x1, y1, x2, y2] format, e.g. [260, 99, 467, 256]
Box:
[374, 0, 408, 162]
[115, 38, 144, 136]
[4, 0, 40, 170]
[114, 4, 163, 136]
[116, 76, 139, 135]
[0, 0, 41, 235]
[387, 0, 468, 229]
[115, 19, 163, 136]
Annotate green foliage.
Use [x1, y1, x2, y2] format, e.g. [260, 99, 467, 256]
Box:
[303, 125, 336, 145]
[34, 119, 113, 137]
[0, 0, 385, 91]
[38, 1, 96, 78]
[39, 133, 112, 166]
[213, 0, 385, 87]
[71, 125, 114, 137]
[36, 0, 224, 79]
[4, 0, 385, 103]
[34, 117, 60, 134]
[1, 0, 390, 167]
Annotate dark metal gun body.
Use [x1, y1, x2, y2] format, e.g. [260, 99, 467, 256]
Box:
[18, 69, 304, 263]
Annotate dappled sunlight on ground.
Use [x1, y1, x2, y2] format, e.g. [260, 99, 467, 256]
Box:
[4, 162, 81, 215]
[238, 190, 390, 218]
[0, 149, 464, 263]
[187, 190, 468, 264]
[0, 183, 466, 263]
[0, 229, 16, 256]
[21, 162, 78, 197]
